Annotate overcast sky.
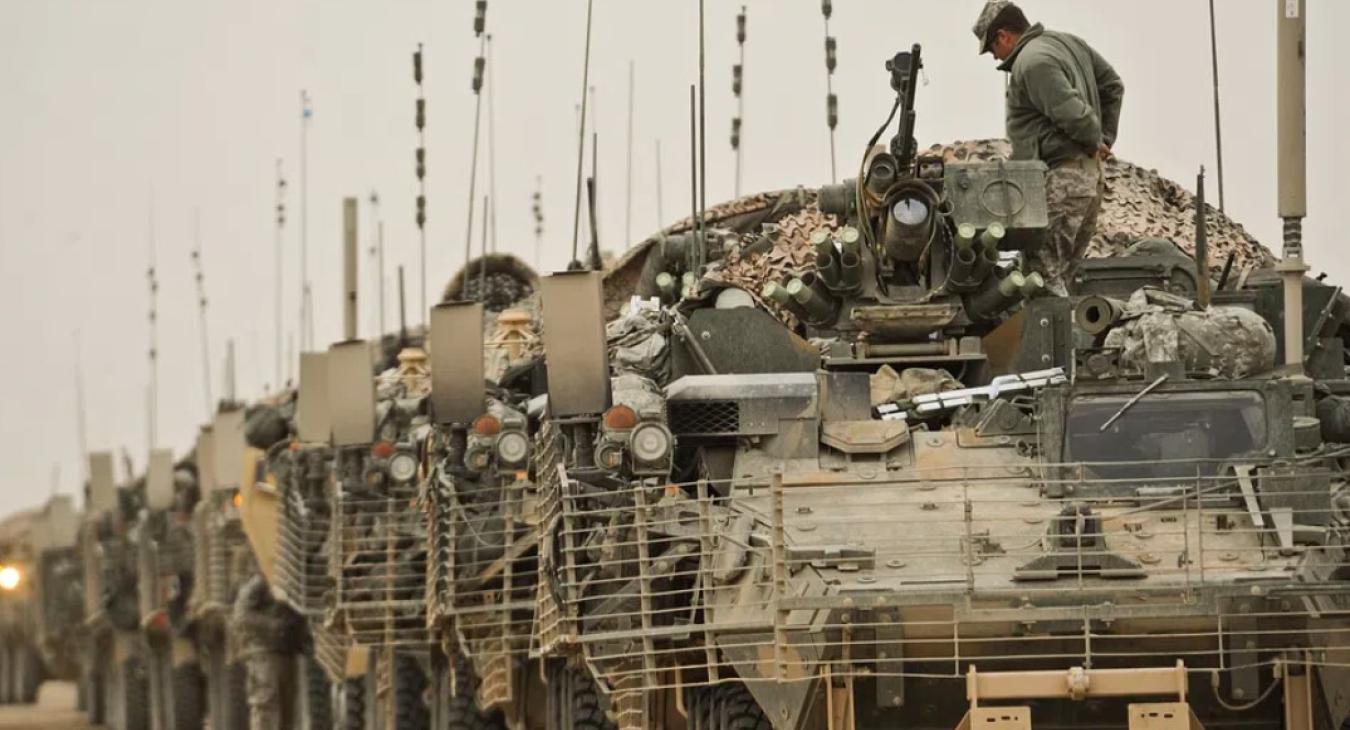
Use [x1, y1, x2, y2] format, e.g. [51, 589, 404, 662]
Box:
[0, 0, 1346, 516]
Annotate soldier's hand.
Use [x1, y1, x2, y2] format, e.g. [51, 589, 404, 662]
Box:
[1096, 143, 1114, 161]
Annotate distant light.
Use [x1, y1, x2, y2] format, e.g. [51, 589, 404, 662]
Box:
[0, 567, 21, 591]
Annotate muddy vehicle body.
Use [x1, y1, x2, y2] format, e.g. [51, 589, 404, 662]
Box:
[524, 45, 1350, 730]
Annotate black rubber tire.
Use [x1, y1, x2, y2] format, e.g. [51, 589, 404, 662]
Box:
[338, 677, 365, 730]
[223, 661, 249, 730]
[169, 662, 206, 730]
[119, 656, 151, 730]
[546, 663, 614, 730]
[445, 692, 504, 730]
[718, 684, 772, 730]
[298, 653, 333, 730]
[0, 642, 12, 705]
[392, 653, 430, 730]
[15, 645, 42, 704]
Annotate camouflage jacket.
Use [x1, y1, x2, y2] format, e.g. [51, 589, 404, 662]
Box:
[999, 23, 1123, 168]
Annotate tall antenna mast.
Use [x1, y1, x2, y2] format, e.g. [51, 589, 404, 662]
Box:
[625, 60, 635, 248]
[821, 0, 838, 183]
[655, 139, 665, 226]
[570, 0, 597, 267]
[1276, 0, 1308, 373]
[146, 193, 158, 449]
[413, 44, 429, 326]
[732, 7, 746, 197]
[74, 331, 89, 484]
[1207, 0, 1226, 212]
[697, 0, 708, 273]
[367, 191, 381, 335]
[299, 90, 313, 350]
[487, 33, 500, 255]
[531, 177, 544, 268]
[224, 338, 237, 403]
[190, 209, 214, 418]
[479, 196, 490, 296]
[274, 160, 286, 388]
[464, 6, 488, 270]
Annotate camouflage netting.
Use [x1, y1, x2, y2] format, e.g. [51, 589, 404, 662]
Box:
[601, 139, 1276, 324]
[441, 253, 539, 313]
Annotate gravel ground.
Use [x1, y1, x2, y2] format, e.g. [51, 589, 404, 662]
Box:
[0, 682, 97, 729]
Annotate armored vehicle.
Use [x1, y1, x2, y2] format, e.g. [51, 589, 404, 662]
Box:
[0, 495, 82, 705]
[519, 42, 1349, 730]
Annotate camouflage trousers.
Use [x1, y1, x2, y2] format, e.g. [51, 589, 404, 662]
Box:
[244, 650, 284, 730]
[1031, 156, 1105, 296]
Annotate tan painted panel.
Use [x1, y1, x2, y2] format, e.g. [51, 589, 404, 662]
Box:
[195, 427, 216, 494]
[212, 408, 246, 490]
[539, 271, 611, 417]
[145, 448, 176, 511]
[87, 451, 116, 515]
[296, 351, 331, 443]
[37, 495, 79, 551]
[328, 340, 376, 446]
[430, 301, 485, 425]
[239, 450, 278, 585]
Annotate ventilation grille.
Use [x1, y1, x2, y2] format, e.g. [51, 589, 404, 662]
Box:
[669, 400, 740, 436]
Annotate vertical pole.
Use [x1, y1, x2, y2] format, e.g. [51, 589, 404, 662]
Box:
[532, 178, 544, 269]
[191, 210, 214, 418]
[655, 139, 664, 227]
[343, 197, 359, 341]
[570, 0, 597, 265]
[225, 338, 237, 403]
[487, 34, 500, 255]
[367, 192, 380, 336]
[733, 7, 747, 197]
[74, 331, 89, 483]
[377, 221, 386, 337]
[146, 193, 158, 449]
[822, 1, 838, 183]
[479, 196, 490, 300]
[414, 44, 428, 328]
[697, 0, 707, 273]
[625, 60, 635, 248]
[1276, 0, 1307, 373]
[466, 36, 487, 269]
[300, 90, 312, 350]
[1207, 0, 1226, 212]
[274, 160, 286, 389]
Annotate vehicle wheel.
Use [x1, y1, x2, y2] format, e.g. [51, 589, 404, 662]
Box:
[296, 652, 333, 730]
[223, 660, 249, 730]
[85, 661, 106, 723]
[716, 684, 771, 730]
[391, 652, 430, 730]
[0, 642, 13, 705]
[115, 656, 151, 730]
[15, 645, 42, 704]
[337, 677, 365, 730]
[169, 662, 206, 730]
[546, 662, 614, 730]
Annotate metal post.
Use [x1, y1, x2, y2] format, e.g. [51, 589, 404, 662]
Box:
[570, 0, 597, 265]
[343, 197, 359, 341]
[300, 90, 312, 350]
[1277, 0, 1308, 373]
[274, 160, 286, 388]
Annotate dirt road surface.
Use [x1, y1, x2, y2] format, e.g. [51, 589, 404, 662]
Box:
[0, 682, 97, 729]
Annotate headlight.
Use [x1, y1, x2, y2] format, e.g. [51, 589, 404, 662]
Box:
[595, 442, 625, 471]
[388, 452, 419, 482]
[496, 431, 530, 467]
[630, 423, 672, 465]
[0, 567, 21, 591]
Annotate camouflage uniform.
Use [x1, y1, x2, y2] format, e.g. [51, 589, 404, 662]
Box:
[230, 574, 294, 730]
[1038, 158, 1105, 296]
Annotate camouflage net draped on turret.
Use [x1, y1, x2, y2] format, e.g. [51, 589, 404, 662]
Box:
[602, 139, 1275, 322]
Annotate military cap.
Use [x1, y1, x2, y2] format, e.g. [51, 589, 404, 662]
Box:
[972, 0, 1016, 55]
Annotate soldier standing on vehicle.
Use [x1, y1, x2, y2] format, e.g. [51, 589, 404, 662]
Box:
[973, 0, 1124, 296]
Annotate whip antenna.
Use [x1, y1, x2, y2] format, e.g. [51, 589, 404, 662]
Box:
[570, 0, 597, 266]
[274, 160, 286, 388]
[146, 193, 158, 448]
[732, 6, 746, 196]
[821, 0, 838, 182]
[625, 60, 635, 248]
[532, 177, 544, 268]
[464, 31, 488, 270]
[190, 209, 214, 418]
[413, 44, 428, 323]
[1208, 0, 1226, 212]
[487, 33, 500, 254]
[697, 0, 707, 274]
